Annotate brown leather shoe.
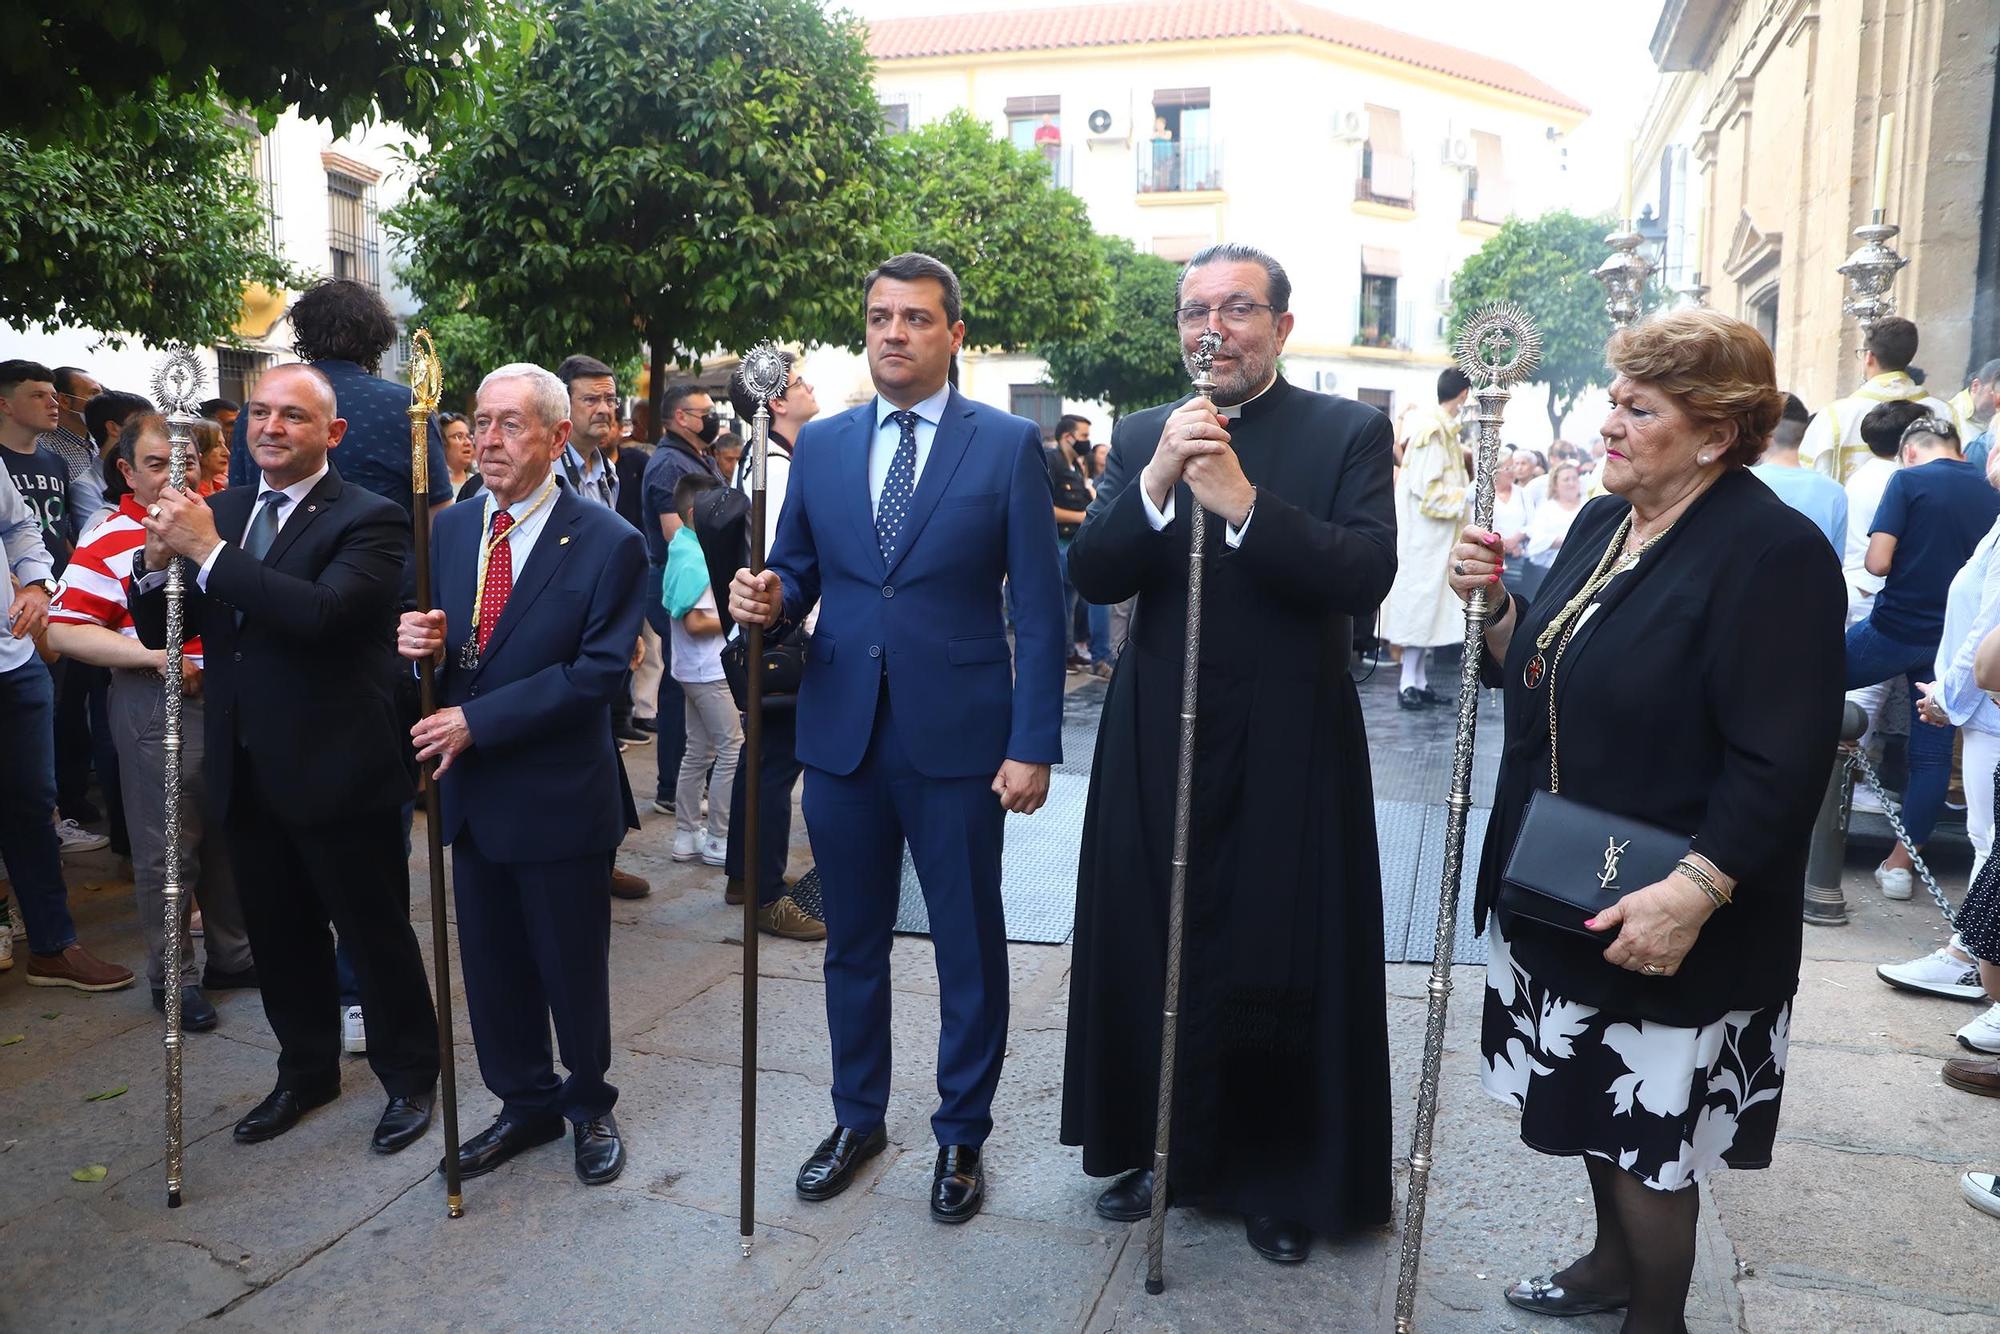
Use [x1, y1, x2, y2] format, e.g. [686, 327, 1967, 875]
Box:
[25, 943, 134, 992]
[724, 876, 746, 907]
[609, 868, 651, 900]
[1944, 1056, 2000, 1097]
[758, 895, 827, 942]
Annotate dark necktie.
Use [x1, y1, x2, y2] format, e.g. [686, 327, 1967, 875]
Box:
[478, 511, 516, 654]
[241, 490, 291, 562]
[877, 410, 919, 561]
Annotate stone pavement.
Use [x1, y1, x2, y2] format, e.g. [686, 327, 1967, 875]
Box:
[4, 675, 1998, 1331]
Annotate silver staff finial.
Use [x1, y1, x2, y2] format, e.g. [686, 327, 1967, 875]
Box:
[1453, 302, 1542, 390]
[151, 347, 207, 422]
[740, 341, 788, 403]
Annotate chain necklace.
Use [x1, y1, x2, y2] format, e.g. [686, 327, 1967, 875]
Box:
[1525, 511, 1677, 790]
[460, 474, 559, 668]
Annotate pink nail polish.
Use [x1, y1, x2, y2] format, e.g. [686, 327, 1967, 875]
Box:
[1584, 918, 1598, 929]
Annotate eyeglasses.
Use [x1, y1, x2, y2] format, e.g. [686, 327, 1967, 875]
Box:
[1173, 301, 1277, 330]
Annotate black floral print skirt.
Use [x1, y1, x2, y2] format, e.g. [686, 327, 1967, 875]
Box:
[1479, 923, 1790, 1192]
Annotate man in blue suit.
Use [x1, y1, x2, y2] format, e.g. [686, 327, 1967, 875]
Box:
[397, 363, 647, 1187]
[731, 253, 1067, 1223]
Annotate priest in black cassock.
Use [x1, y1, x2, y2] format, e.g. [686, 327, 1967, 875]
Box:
[1060, 242, 1398, 1265]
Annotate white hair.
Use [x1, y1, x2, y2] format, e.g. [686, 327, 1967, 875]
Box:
[478, 363, 570, 429]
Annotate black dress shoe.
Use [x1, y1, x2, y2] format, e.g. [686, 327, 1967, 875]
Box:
[1416, 686, 1449, 707]
[450, 1112, 565, 1180]
[234, 1083, 339, 1143]
[634, 715, 658, 734]
[931, 1144, 984, 1224]
[1094, 1167, 1157, 1222]
[372, 1093, 434, 1154]
[200, 963, 260, 991]
[1398, 686, 1426, 710]
[1245, 1215, 1311, 1263]
[574, 1113, 625, 1185]
[152, 985, 218, 1032]
[1503, 1275, 1629, 1316]
[795, 1124, 887, 1201]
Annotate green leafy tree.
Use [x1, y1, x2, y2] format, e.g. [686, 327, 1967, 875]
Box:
[0, 87, 289, 347]
[1037, 236, 1188, 420]
[4, 1, 531, 145]
[1448, 210, 1656, 436]
[389, 0, 885, 426]
[879, 111, 1107, 353]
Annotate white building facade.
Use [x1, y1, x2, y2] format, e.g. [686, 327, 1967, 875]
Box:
[838, 1, 1589, 434]
[3, 111, 421, 407]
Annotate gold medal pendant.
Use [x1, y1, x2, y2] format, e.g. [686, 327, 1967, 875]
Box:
[1523, 653, 1546, 690]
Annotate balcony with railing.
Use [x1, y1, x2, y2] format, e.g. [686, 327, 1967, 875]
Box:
[1462, 174, 1511, 225]
[1138, 140, 1223, 195]
[1354, 147, 1415, 209]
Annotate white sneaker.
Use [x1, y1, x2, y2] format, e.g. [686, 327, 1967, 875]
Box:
[342, 1005, 367, 1055]
[55, 819, 109, 855]
[699, 832, 728, 867]
[1877, 947, 1987, 1001]
[0, 929, 12, 971]
[1875, 862, 1914, 900]
[1962, 1171, 2000, 1220]
[1957, 1003, 2000, 1054]
[1853, 784, 1886, 814]
[671, 829, 700, 862]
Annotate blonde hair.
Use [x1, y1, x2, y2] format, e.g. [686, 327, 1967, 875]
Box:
[1605, 308, 1785, 467]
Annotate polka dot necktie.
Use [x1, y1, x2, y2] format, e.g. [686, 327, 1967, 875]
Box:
[477, 511, 515, 655]
[877, 410, 919, 561]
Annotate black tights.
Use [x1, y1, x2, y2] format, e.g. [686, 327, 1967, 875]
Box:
[1554, 1156, 1700, 1334]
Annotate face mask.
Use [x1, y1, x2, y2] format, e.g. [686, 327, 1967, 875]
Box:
[697, 412, 721, 445]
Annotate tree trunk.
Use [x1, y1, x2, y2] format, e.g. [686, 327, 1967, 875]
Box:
[1547, 393, 1566, 440]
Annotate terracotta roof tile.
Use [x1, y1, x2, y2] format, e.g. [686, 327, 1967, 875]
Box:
[868, 0, 1588, 115]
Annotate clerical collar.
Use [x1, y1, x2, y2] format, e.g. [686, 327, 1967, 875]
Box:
[1215, 374, 1279, 421]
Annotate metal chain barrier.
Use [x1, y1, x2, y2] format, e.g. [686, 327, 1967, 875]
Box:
[1845, 746, 1958, 927]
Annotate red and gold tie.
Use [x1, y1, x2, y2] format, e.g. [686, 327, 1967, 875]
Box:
[477, 511, 515, 654]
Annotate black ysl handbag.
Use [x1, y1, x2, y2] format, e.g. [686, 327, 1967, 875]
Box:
[1500, 791, 1689, 938]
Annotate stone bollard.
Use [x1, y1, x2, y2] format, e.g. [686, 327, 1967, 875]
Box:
[1804, 701, 1870, 926]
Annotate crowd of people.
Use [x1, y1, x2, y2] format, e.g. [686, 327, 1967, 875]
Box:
[4, 247, 1998, 1323]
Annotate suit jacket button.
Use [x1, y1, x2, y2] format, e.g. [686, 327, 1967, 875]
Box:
[882, 585, 894, 598]
[869, 645, 882, 659]
[232, 652, 242, 663]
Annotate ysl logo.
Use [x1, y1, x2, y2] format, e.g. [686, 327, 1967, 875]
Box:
[1597, 836, 1632, 891]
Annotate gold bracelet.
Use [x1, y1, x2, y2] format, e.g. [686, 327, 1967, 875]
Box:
[1675, 857, 1731, 907]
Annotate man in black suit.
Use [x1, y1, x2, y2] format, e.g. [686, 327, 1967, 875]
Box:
[134, 363, 440, 1154]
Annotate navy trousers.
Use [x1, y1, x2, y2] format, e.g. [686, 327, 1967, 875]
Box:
[801, 689, 1008, 1147]
[452, 827, 617, 1123]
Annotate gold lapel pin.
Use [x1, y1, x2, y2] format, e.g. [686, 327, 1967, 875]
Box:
[559, 535, 571, 546]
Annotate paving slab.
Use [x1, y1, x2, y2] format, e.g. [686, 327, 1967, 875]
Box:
[207, 1177, 819, 1333]
[1736, 1276, 2000, 1333]
[0, 1196, 254, 1331]
[769, 1199, 1120, 1331]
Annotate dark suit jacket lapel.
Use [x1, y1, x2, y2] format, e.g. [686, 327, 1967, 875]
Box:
[840, 407, 886, 575]
[474, 488, 580, 674]
[883, 388, 976, 580]
[261, 468, 345, 569]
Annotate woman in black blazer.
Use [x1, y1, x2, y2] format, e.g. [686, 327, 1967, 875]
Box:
[1447, 309, 1846, 1332]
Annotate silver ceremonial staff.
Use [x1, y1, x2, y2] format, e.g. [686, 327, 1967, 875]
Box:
[1392, 302, 1541, 1332]
[736, 342, 789, 1258]
[151, 346, 206, 1209]
[1144, 325, 1222, 1296]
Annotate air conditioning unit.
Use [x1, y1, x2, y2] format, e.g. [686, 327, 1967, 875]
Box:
[1085, 104, 1131, 144]
[1331, 106, 1367, 142]
[1441, 137, 1475, 169]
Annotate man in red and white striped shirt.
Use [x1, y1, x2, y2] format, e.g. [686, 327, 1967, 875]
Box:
[47, 412, 253, 1030]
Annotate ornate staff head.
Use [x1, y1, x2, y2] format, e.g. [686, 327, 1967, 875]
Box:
[1190, 328, 1222, 400]
[407, 328, 442, 493]
[739, 341, 788, 424]
[1453, 301, 1542, 392]
[150, 346, 207, 489]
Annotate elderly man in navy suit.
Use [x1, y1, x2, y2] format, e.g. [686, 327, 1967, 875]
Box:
[731, 252, 1067, 1223]
[396, 363, 647, 1187]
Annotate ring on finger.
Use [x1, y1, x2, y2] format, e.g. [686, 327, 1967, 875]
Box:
[1453, 561, 1466, 576]
[1641, 963, 1663, 975]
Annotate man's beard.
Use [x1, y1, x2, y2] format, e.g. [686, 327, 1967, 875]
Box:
[1185, 347, 1276, 407]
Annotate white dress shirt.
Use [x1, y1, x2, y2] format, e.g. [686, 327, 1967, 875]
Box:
[478, 474, 561, 582]
[1935, 516, 2000, 737]
[195, 462, 330, 590]
[1139, 376, 1275, 547]
[870, 383, 953, 511]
